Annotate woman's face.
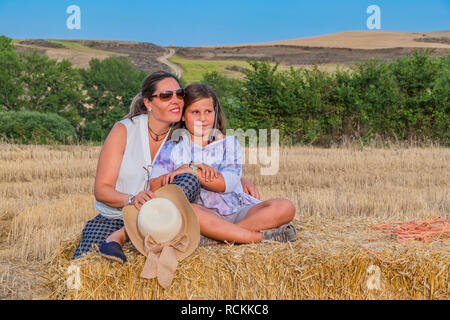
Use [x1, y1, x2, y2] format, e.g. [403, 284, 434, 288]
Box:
[182, 98, 215, 137]
[144, 77, 184, 124]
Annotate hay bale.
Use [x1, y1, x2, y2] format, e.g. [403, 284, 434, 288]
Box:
[41, 218, 449, 300]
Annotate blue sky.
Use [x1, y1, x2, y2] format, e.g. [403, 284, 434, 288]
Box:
[0, 0, 449, 46]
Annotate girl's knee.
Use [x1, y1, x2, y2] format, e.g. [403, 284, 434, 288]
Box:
[190, 203, 203, 222]
[190, 204, 220, 228]
[274, 198, 296, 221]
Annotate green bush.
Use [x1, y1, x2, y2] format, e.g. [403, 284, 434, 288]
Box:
[202, 71, 245, 129]
[0, 36, 24, 111]
[0, 36, 85, 132]
[79, 56, 146, 141]
[0, 110, 77, 144]
[18, 51, 85, 129]
[202, 51, 449, 146]
[389, 49, 442, 140]
[340, 59, 403, 140]
[429, 55, 450, 145]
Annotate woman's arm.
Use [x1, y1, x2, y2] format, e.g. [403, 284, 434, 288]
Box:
[93, 123, 131, 208]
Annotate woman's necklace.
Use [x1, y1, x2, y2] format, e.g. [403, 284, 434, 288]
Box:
[148, 124, 170, 141]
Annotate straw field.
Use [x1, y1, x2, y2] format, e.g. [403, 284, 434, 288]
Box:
[215, 30, 450, 49]
[0, 142, 448, 300]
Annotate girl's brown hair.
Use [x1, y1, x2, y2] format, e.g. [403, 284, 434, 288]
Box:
[183, 82, 227, 134]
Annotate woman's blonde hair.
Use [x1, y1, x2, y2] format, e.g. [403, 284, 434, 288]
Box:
[126, 92, 147, 120]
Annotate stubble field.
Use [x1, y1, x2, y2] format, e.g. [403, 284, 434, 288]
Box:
[0, 142, 448, 299]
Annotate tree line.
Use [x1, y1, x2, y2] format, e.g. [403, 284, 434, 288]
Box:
[0, 36, 146, 144]
[0, 35, 449, 146]
[203, 52, 449, 146]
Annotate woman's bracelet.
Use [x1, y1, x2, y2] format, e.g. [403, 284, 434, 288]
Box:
[127, 194, 135, 206]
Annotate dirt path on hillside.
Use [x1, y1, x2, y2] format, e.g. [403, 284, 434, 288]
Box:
[157, 48, 184, 79]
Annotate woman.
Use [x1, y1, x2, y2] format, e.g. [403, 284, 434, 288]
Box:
[102, 82, 296, 263]
[72, 71, 259, 260]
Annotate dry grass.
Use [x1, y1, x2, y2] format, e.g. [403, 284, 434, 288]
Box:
[0, 142, 448, 300]
[43, 236, 448, 300]
[213, 30, 450, 49]
[14, 41, 125, 69]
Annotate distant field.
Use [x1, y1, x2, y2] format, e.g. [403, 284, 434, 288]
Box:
[13, 39, 170, 73]
[212, 30, 450, 49]
[14, 39, 125, 55]
[169, 55, 251, 82]
[13, 39, 124, 69]
[12, 30, 449, 78]
[46, 40, 124, 55]
[169, 55, 348, 82]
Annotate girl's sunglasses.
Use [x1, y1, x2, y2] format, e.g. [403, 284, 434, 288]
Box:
[150, 89, 184, 100]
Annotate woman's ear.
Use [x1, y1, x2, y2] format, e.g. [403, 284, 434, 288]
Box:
[143, 97, 152, 111]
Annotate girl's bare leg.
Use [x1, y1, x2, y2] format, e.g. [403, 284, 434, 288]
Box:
[104, 198, 294, 246]
[191, 204, 263, 243]
[236, 198, 295, 232]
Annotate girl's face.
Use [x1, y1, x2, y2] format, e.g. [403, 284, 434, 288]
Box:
[144, 77, 184, 124]
[182, 98, 215, 137]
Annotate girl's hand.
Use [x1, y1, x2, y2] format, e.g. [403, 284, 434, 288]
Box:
[194, 163, 218, 182]
[241, 177, 260, 200]
[132, 190, 156, 211]
[162, 167, 191, 186]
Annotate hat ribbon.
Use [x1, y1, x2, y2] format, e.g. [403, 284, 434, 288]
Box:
[140, 233, 189, 289]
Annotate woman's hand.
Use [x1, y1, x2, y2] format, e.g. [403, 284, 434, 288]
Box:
[132, 190, 157, 211]
[241, 177, 260, 199]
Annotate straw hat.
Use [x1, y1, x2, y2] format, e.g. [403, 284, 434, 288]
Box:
[123, 184, 200, 289]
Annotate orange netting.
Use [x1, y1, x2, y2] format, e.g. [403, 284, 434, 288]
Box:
[368, 217, 450, 244]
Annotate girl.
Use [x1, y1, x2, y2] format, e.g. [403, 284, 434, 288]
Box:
[150, 82, 296, 245]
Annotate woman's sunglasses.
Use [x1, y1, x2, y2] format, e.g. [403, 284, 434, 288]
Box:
[150, 89, 184, 100]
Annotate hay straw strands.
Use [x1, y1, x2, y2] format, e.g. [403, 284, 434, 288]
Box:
[0, 178, 93, 199]
[42, 234, 449, 300]
[1, 143, 449, 299]
[0, 158, 96, 182]
[7, 194, 97, 262]
[0, 144, 100, 162]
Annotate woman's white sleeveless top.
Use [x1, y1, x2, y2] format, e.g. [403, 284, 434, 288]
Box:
[94, 114, 169, 220]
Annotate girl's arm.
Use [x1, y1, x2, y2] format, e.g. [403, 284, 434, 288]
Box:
[150, 163, 226, 192]
[191, 163, 225, 192]
[150, 135, 226, 192]
[219, 136, 245, 193]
